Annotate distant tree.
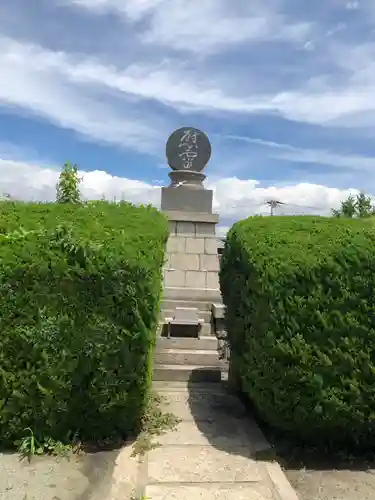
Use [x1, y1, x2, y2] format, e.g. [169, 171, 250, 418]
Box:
[332, 192, 375, 218]
[56, 162, 82, 204]
[356, 192, 374, 218]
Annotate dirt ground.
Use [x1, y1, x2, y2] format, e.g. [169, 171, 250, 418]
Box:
[238, 393, 375, 500]
[269, 437, 375, 500]
[0, 449, 120, 500]
[284, 467, 375, 500]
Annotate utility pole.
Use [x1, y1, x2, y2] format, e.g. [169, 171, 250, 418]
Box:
[266, 199, 284, 216]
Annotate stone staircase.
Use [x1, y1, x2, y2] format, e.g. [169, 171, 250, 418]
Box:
[159, 298, 213, 335]
[153, 297, 228, 383]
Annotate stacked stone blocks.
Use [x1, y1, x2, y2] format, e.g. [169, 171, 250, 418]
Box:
[164, 219, 220, 290]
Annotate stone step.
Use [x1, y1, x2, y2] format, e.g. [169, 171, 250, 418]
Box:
[155, 348, 222, 367]
[161, 299, 216, 312]
[163, 287, 221, 302]
[153, 364, 222, 382]
[161, 308, 212, 322]
[159, 322, 212, 336]
[152, 380, 226, 393]
[155, 336, 218, 351]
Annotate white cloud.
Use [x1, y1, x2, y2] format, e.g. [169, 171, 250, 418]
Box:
[0, 158, 160, 205]
[347, 1, 360, 10]
[0, 158, 359, 224]
[209, 177, 357, 219]
[0, 36, 167, 153]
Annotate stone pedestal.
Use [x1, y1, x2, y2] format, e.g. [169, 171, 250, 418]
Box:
[161, 187, 213, 213]
[163, 211, 220, 293]
[161, 171, 221, 317]
[161, 170, 213, 213]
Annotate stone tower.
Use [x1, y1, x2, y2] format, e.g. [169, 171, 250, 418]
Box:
[161, 127, 221, 313]
[154, 127, 226, 382]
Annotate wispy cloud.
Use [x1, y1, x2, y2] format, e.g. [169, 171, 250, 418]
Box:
[0, 36, 167, 153]
[222, 135, 375, 171]
[4, 30, 375, 133]
[346, 1, 360, 10]
[140, 1, 311, 54]
[64, 0, 311, 54]
[66, 0, 164, 20]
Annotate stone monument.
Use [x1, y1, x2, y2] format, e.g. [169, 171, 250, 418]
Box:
[160, 127, 222, 333]
[153, 127, 227, 382]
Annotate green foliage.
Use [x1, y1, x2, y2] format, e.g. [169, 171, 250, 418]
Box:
[0, 200, 168, 448]
[332, 191, 375, 218]
[220, 216, 375, 449]
[15, 428, 73, 462]
[56, 162, 82, 204]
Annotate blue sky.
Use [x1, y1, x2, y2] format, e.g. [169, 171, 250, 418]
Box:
[1, 0, 374, 232]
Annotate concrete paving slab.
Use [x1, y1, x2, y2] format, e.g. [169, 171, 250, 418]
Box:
[157, 389, 273, 456]
[147, 446, 266, 484]
[158, 390, 247, 421]
[0, 451, 116, 500]
[146, 483, 275, 499]
[154, 419, 252, 448]
[0, 444, 140, 500]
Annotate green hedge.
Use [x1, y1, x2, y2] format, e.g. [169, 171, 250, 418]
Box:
[0, 201, 168, 447]
[220, 216, 375, 448]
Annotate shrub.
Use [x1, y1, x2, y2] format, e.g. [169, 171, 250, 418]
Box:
[0, 201, 168, 447]
[220, 216, 375, 449]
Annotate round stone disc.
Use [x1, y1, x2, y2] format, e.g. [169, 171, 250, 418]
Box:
[166, 127, 211, 172]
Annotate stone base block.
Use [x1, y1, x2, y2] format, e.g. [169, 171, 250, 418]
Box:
[161, 187, 213, 213]
[166, 235, 218, 254]
[200, 254, 220, 272]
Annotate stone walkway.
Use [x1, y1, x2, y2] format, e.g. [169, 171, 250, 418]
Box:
[132, 381, 300, 500]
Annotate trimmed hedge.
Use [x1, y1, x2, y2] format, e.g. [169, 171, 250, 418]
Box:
[220, 216, 375, 448]
[0, 201, 168, 447]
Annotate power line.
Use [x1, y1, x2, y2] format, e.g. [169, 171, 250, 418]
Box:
[266, 199, 285, 216]
[226, 199, 326, 216]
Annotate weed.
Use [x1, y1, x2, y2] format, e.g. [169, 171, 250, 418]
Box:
[15, 428, 78, 462]
[132, 391, 180, 457]
[15, 428, 44, 462]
